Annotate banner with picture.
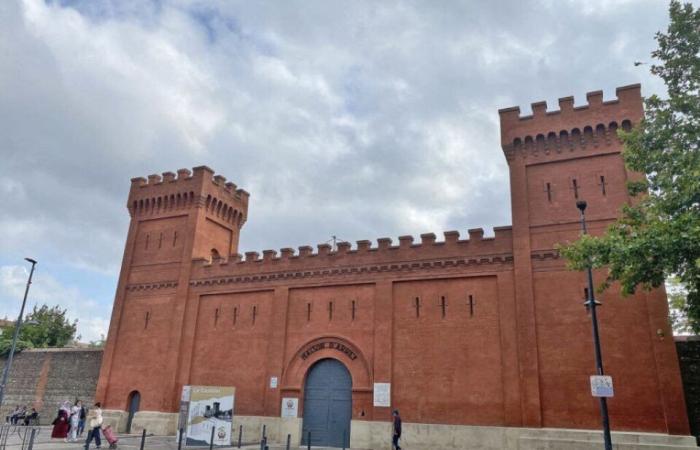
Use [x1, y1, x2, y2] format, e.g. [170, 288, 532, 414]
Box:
[185, 386, 236, 447]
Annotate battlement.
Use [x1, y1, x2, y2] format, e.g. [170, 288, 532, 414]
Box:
[499, 84, 644, 161]
[190, 226, 514, 280]
[127, 166, 249, 227]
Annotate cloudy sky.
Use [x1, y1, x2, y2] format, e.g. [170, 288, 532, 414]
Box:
[0, 0, 686, 342]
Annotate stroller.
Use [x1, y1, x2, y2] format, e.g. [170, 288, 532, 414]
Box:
[101, 425, 118, 449]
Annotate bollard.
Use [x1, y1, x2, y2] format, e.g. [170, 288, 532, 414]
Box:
[139, 429, 147, 450]
[307, 430, 311, 450]
[177, 428, 184, 450]
[238, 425, 242, 448]
[286, 433, 291, 450]
[262, 424, 266, 439]
[27, 428, 36, 450]
[209, 426, 215, 450]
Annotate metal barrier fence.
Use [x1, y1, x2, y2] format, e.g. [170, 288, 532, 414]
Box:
[0, 424, 40, 450]
[0, 423, 338, 449]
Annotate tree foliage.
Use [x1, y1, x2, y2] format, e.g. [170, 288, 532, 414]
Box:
[0, 304, 78, 355]
[560, 1, 700, 333]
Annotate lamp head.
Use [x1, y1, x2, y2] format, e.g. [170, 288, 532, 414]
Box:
[576, 200, 587, 212]
[24, 258, 37, 265]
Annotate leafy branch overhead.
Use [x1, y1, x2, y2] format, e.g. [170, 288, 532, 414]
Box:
[559, 1, 700, 332]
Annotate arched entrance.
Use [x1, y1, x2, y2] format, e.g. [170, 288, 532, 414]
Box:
[301, 358, 352, 448]
[126, 391, 140, 433]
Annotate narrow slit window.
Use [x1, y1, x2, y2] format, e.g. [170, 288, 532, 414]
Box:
[145, 234, 150, 250]
[173, 231, 178, 247]
[572, 178, 580, 199]
[233, 306, 238, 326]
[351, 300, 356, 321]
[414, 297, 421, 318]
[252, 305, 257, 325]
[468, 295, 475, 317]
[144, 311, 151, 329]
[600, 175, 607, 196]
[307, 303, 311, 322]
[158, 232, 163, 249]
[545, 182, 552, 202]
[329, 301, 333, 321]
[440, 296, 447, 319]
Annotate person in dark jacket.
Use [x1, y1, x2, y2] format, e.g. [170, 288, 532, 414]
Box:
[392, 409, 402, 450]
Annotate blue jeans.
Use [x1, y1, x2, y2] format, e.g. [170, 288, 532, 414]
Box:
[85, 426, 101, 448]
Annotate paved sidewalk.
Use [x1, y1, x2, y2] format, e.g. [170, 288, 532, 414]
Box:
[0, 427, 267, 450]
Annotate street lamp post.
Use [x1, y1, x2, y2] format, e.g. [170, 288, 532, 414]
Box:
[576, 201, 613, 450]
[0, 258, 37, 409]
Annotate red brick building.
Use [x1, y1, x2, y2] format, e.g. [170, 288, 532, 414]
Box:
[95, 84, 695, 449]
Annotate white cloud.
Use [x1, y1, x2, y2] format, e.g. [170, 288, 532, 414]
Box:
[0, 0, 680, 333]
[0, 265, 110, 343]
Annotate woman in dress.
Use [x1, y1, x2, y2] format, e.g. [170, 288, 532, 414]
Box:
[50, 401, 70, 439]
[68, 400, 82, 442]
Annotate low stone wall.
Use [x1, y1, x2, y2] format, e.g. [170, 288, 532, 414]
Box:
[0, 348, 102, 422]
[677, 336, 700, 444]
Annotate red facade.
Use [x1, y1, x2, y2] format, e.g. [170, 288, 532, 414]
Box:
[96, 84, 689, 434]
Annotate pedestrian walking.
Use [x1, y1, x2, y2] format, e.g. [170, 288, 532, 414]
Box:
[51, 401, 70, 440]
[392, 409, 402, 450]
[69, 400, 82, 442]
[84, 402, 103, 449]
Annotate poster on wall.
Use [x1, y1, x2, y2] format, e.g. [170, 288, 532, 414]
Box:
[280, 398, 298, 418]
[373, 382, 391, 407]
[184, 386, 236, 447]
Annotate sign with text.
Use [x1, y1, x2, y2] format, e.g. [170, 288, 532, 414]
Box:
[590, 375, 614, 398]
[300, 340, 358, 361]
[281, 398, 298, 418]
[373, 382, 391, 407]
[185, 386, 236, 447]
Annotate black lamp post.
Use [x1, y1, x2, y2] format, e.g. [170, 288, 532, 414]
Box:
[0, 258, 37, 409]
[576, 201, 612, 450]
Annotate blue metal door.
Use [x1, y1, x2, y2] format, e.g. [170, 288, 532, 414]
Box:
[302, 359, 352, 448]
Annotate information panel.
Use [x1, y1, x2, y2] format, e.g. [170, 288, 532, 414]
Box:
[182, 386, 236, 447]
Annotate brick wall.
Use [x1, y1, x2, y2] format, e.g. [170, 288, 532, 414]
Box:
[0, 348, 102, 423]
[676, 336, 700, 443]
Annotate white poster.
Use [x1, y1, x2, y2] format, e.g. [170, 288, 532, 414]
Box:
[280, 398, 298, 418]
[590, 375, 614, 398]
[373, 382, 391, 407]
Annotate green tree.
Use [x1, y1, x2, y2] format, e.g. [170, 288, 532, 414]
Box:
[0, 304, 78, 354]
[560, 1, 700, 333]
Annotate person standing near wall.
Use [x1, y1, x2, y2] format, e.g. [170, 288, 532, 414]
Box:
[84, 402, 103, 449]
[78, 402, 87, 436]
[68, 400, 81, 442]
[392, 410, 402, 450]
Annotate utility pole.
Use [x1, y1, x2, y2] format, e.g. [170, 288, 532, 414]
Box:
[576, 201, 613, 450]
[0, 258, 37, 408]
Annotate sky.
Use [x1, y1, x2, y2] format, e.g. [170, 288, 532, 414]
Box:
[0, 0, 687, 342]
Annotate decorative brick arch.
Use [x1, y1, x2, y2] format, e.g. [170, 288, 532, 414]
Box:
[281, 335, 372, 391]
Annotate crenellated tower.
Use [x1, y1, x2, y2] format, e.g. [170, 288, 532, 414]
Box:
[497, 84, 645, 427]
[96, 166, 249, 416]
[127, 166, 249, 263]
